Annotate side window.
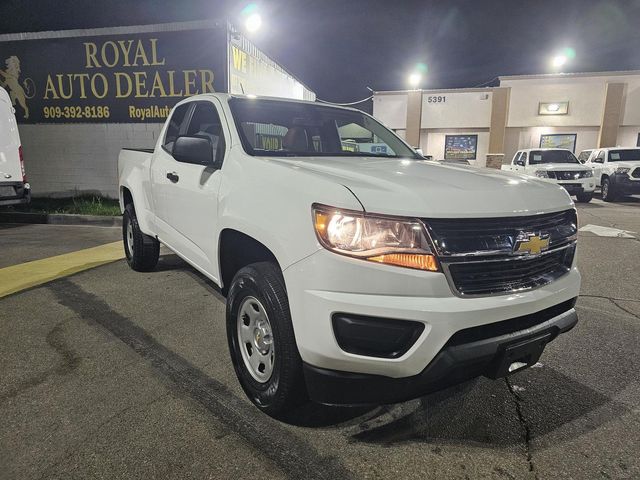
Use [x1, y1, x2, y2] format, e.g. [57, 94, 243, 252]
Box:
[512, 152, 522, 164]
[184, 102, 226, 165]
[163, 103, 190, 151]
[520, 152, 528, 164]
[594, 151, 605, 163]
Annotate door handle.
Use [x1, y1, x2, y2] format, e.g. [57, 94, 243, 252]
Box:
[166, 171, 179, 183]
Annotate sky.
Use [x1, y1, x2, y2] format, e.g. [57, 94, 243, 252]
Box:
[1, 0, 640, 105]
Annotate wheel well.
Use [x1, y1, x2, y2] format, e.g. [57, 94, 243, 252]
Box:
[219, 229, 280, 295]
[121, 187, 133, 207]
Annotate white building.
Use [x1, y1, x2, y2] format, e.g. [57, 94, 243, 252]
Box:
[373, 70, 640, 167]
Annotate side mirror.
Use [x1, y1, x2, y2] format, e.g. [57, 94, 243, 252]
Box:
[516, 160, 525, 166]
[172, 136, 213, 165]
[414, 147, 424, 156]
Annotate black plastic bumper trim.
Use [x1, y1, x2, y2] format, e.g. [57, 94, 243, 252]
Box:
[332, 313, 425, 359]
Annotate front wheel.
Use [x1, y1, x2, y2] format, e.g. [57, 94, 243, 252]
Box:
[601, 177, 616, 202]
[226, 262, 307, 418]
[122, 203, 160, 271]
[576, 192, 593, 203]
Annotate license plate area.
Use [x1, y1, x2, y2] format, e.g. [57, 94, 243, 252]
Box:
[485, 332, 552, 379]
[0, 185, 16, 197]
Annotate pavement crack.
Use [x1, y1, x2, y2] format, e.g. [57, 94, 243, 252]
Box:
[609, 299, 640, 321]
[0, 320, 81, 403]
[506, 378, 538, 479]
[580, 294, 640, 304]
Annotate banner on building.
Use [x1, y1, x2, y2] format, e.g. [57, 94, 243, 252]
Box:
[0, 27, 227, 124]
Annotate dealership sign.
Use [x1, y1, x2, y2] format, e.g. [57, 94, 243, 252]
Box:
[0, 28, 227, 123]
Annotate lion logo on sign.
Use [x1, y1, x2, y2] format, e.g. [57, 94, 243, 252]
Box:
[0, 56, 35, 119]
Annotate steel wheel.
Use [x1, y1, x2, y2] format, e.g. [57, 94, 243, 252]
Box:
[126, 219, 135, 257]
[237, 296, 275, 383]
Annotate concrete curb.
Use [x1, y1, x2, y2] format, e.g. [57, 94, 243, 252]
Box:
[0, 212, 122, 227]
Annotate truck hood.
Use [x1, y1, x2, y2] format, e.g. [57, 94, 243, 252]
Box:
[268, 156, 573, 218]
[608, 160, 640, 169]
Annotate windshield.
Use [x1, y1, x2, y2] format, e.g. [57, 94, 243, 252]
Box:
[609, 149, 640, 162]
[229, 98, 419, 159]
[529, 150, 579, 165]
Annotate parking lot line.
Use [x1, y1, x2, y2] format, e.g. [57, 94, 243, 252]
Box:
[0, 241, 124, 298]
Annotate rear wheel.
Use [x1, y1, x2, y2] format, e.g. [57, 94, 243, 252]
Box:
[226, 261, 307, 417]
[576, 192, 593, 203]
[122, 203, 160, 271]
[601, 177, 616, 202]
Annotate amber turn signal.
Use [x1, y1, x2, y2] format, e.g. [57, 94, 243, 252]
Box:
[367, 253, 439, 272]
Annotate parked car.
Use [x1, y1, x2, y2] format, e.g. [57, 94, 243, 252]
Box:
[0, 86, 29, 206]
[585, 147, 640, 201]
[118, 94, 580, 417]
[577, 149, 593, 164]
[502, 148, 595, 202]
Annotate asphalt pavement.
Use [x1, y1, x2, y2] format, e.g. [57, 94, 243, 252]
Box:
[1, 196, 639, 480]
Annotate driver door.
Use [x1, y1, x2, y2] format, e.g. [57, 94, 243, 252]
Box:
[151, 100, 227, 280]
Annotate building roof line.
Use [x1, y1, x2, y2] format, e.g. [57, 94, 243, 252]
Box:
[0, 20, 225, 42]
[373, 86, 494, 96]
[499, 70, 640, 81]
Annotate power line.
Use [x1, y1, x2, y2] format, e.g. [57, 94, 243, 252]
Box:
[315, 95, 374, 106]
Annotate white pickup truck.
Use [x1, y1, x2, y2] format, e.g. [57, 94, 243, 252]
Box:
[585, 147, 640, 201]
[502, 148, 595, 203]
[118, 94, 580, 417]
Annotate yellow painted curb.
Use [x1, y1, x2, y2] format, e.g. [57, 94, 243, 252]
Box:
[0, 241, 124, 298]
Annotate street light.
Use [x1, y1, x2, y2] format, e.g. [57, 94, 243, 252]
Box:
[552, 54, 567, 69]
[245, 12, 262, 32]
[408, 72, 422, 89]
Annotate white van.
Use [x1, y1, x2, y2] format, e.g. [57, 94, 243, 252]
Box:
[0, 86, 29, 206]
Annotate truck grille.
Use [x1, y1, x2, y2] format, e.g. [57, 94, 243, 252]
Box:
[424, 209, 577, 296]
[446, 247, 575, 296]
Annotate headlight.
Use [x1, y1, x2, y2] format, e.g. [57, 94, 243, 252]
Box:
[312, 204, 438, 271]
[616, 167, 630, 174]
[580, 170, 593, 178]
[535, 170, 549, 178]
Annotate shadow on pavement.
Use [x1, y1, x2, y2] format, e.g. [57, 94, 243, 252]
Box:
[348, 366, 627, 449]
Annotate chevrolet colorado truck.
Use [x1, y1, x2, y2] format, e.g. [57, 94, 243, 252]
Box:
[502, 148, 595, 203]
[585, 147, 640, 201]
[118, 94, 580, 417]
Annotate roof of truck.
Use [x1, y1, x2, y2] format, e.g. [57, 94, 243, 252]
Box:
[516, 148, 573, 153]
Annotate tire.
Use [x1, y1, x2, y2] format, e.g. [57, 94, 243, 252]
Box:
[226, 261, 307, 417]
[122, 203, 160, 272]
[576, 192, 593, 203]
[601, 177, 616, 202]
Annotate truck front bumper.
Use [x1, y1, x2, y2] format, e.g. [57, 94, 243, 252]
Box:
[303, 300, 577, 405]
[555, 178, 595, 195]
[284, 248, 580, 405]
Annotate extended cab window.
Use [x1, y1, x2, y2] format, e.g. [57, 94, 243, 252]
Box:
[229, 97, 419, 159]
[163, 103, 190, 151]
[609, 149, 640, 162]
[529, 150, 579, 164]
[184, 102, 226, 164]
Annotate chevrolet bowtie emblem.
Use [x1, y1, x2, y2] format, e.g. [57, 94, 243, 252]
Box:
[514, 233, 550, 255]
